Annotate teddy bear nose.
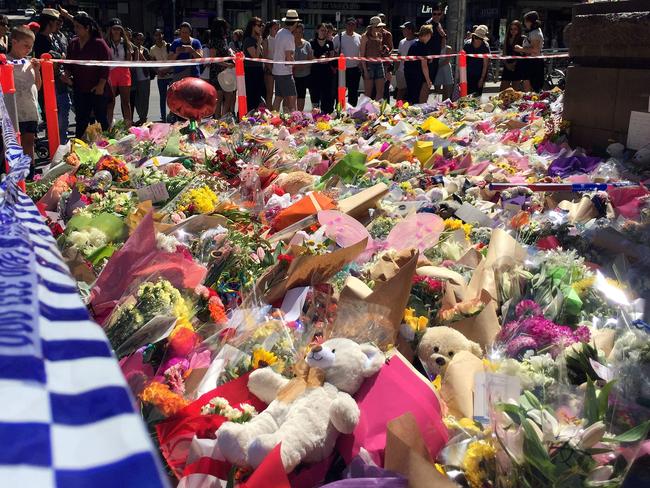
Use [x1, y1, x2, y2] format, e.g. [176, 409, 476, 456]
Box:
[311, 345, 323, 353]
[435, 357, 446, 366]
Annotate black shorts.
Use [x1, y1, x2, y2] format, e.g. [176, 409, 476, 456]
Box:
[295, 75, 309, 99]
[19, 121, 38, 134]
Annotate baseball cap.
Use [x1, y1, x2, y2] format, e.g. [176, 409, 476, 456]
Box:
[400, 21, 415, 30]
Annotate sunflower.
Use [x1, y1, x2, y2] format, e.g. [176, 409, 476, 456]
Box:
[252, 348, 279, 369]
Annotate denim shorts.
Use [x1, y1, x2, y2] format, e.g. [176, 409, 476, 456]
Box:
[366, 62, 385, 80]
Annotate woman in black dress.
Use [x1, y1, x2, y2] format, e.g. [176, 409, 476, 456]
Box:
[310, 23, 335, 113]
[404, 25, 434, 105]
[242, 17, 265, 111]
[500, 20, 524, 91]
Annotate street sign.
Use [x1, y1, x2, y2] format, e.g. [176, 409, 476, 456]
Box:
[336, 12, 341, 22]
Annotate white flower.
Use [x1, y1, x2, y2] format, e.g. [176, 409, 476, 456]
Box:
[576, 421, 607, 450]
[68, 230, 89, 249]
[240, 403, 258, 416]
[586, 466, 614, 483]
[210, 397, 230, 410]
[156, 232, 180, 253]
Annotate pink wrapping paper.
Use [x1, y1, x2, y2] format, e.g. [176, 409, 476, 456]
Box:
[90, 211, 207, 324]
[608, 185, 649, 219]
[336, 353, 448, 467]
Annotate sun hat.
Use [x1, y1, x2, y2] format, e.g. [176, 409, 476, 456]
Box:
[282, 9, 301, 22]
[41, 8, 60, 20]
[471, 25, 489, 41]
[218, 68, 237, 92]
[368, 16, 386, 28]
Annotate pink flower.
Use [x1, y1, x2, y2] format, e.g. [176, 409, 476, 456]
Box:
[515, 300, 543, 319]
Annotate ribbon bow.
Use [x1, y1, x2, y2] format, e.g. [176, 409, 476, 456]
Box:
[276, 358, 325, 403]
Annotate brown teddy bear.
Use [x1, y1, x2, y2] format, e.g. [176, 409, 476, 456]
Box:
[417, 326, 483, 377]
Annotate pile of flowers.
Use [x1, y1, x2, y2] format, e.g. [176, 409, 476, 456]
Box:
[21, 88, 650, 487]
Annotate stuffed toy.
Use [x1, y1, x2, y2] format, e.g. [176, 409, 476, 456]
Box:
[216, 337, 384, 472]
[417, 326, 482, 377]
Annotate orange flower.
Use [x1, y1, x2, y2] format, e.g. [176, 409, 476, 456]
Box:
[510, 211, 530, 229]
[208, 299, 228, 324]
[140, 382, 188, 417]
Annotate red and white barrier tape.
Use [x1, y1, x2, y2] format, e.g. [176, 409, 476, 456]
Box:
[48, 52, 568, 67]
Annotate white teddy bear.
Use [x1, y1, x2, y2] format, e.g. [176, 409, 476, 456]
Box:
[216, 338, 385, 472]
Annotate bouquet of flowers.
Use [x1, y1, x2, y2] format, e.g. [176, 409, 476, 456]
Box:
[104, 278, 191, 352]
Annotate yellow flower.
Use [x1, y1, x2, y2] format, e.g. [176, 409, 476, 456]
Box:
[252, 347, 279, 369]
[462, 440, 496, 488]
[179, 185, 219, 214]
[444, 218, 462, 231]
[173, 298, 191, 320]
[398, 181, 414, 195]
[482, 358, 498, 372]
[404, 308, 428, 333]
[316, 121, 331, 131]
[432, 374, 442, 391]
[572, 276, 595, 297]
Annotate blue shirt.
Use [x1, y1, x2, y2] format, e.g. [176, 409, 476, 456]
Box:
[170, 37, 202, 75]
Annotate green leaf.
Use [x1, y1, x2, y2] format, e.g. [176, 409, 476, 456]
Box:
[584, 379, 598, 425]
[317, 150, 367, 187]
[499, 403, 524, 425]
[604, 421, 650, 444]
[521, 419, 555, 482]
[87, 244, 116, 266]
[522, 390, 542, 410]
[598, 380, 616, 420]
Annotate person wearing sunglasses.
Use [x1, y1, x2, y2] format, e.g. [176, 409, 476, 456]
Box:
[0, 15, 9, 53]
[242, 17, 265, 110]
[425, 4, 447, 102]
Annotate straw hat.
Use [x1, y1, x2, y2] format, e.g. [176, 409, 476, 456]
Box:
[368, 16, 386, 28]
[471, 25, 489, 41]
[218, 68, 236, 92]
[282, 9, 301, 22]
[41, 8, 60, 19]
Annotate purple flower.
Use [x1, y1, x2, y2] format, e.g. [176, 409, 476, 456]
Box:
[506, 335, 539, 359]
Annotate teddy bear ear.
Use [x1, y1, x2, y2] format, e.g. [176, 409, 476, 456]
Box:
[470, 341, 483, 358]
[360, 343, 385, 377]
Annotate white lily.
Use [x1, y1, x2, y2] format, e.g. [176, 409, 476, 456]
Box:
[577, 421, 607, 450]
[586, 465, 614, 484]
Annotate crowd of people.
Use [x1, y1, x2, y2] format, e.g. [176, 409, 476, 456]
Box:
[0, 4, 549, 172]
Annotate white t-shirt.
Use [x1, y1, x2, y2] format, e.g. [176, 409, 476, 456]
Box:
[150, 43, 172, 80]
[333, 32, 361, 68]
[397, 37, 416, 73]
[523, 28, 544, 55]
[109, 42, 127, 72]
[272, 28, 295, 76]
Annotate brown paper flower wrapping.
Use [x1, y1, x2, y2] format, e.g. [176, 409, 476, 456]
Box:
[439, 350, 484, 419]
[257, 238, 368, 304]
[385, 413, 459, 488]
[331, 250, 418, 350]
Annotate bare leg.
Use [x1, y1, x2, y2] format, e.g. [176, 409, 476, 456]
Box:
[419, 82, 429, 103]
[523, 80, 532, 92]
[500, 80, 511, 91]
[119, 85, 132, 126]
[272, 96, 282, 112]
[374, 79, 384, 101]
[363, 75, 373, 101]
[223, 91, 235, 116]
[265, 72, 274, 106]
[107, 85, 117, 127]
[297, 97, 305, 111]
[215, 90, 223, 118]
[285, 96, 297, 113]
[21, 132, 35, 163]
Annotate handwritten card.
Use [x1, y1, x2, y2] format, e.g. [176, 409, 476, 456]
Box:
[627, 111, 650, 150]
[473, 372, 521, 422]
[137, 182, 169, 203]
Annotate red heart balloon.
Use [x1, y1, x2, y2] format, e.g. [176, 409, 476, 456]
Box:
[167, 77, 217, 120]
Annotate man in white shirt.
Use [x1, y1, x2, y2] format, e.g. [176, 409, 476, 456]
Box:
[396, 22, 417, 102]
[272, 9, 300, 112]
[333, 17, 361, 107]
[150, 29, 172, 121]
